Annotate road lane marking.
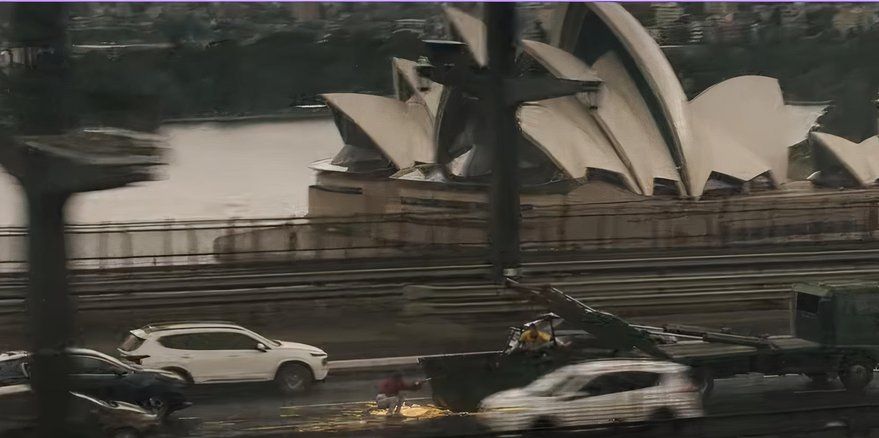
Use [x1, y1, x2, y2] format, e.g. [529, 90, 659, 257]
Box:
[330, 353, 494, 370]
[793, 389, 845, 394]
[244, 425, 297, 432]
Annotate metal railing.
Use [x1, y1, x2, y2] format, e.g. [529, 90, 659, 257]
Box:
[0, 192, 877, 273]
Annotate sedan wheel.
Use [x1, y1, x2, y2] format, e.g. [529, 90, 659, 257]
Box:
[276, 364, 312, 395]
[147, 395, 170, 419]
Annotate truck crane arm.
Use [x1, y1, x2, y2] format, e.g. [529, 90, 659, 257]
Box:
[505, 279, 671, 359]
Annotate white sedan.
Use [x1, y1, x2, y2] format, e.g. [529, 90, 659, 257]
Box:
[117, 321, 328, 394]
[478, 359, 703, 433]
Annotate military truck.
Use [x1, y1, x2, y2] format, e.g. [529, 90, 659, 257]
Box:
[420, 313, 660, 412]
[420, 280, 879, 412]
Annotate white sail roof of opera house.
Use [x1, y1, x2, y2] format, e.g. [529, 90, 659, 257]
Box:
[577, 2, 703, 195]
[810, 132, 879, 187]
[518, 96, 640, 193]
[321, 93, 434, 169]
[318, 2, 829, 200]
[548, 2, 827, 197]
[444, 5, 487, 68]
[392, 57, 444, 119]
[521, 40, 680, 196]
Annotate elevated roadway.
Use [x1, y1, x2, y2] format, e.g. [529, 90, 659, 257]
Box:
[5, 244, 879, 360]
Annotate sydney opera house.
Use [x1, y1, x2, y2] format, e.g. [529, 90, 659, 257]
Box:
[217, 3, 879, 259]
[313, 3, 878, 210]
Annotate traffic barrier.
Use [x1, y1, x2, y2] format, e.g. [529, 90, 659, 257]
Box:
[3, 247, 879, 318]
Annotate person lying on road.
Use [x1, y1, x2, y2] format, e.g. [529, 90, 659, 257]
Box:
[375, 371, 423, 417]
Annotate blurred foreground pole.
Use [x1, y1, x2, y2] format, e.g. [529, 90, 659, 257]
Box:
[417, 5, 599, 282]
[484, 3, 522, 281]
[8, 5, 74, 437]
[1, 5, 163, 437]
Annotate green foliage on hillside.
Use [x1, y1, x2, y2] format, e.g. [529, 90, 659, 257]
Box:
[669, 30, 879, 142]
[72, 29, 425, 125]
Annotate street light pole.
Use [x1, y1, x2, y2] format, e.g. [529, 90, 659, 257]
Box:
[484, 3, 522, 281]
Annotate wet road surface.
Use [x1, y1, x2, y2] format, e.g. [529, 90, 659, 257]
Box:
[157, 369, 879, 437]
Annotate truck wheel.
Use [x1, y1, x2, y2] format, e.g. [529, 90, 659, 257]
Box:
[276, 363, 313, 395]
[840, 358, 875, 392]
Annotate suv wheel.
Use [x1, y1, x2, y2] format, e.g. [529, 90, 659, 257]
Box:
[276, 363, 312, 395]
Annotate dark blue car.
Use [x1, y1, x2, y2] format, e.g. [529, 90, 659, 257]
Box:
[1, 348, 190, 418]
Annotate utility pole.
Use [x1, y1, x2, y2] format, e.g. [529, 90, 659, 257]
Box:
[484, 3, 522, 281]
[417, 4, 599, 283]
[1, 5, 163, 436]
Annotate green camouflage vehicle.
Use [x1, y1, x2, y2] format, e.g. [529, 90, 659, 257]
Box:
[421, 280, 879, 412]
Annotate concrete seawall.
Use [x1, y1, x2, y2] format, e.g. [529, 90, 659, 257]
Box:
[214, 183, 879, 263]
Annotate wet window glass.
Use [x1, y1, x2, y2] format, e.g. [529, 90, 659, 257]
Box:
[203, 333, 260, 350]
[70, 356, 121, 375]
[581, 372, 660, 396]
[162, 332, 259, 350]
[158, 334, 199, 350]
[797, 293, 821, 314]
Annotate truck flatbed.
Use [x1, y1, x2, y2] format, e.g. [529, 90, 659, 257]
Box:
[659, 341, 759, 360]
[658, 335, 821, 360]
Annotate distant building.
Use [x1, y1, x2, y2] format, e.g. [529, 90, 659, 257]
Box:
[394, 18, 427, 36]
[752, 5, 778, 23]
[703, 13, 747, 44]
[652, 2, 685, 29]
[703, 3, 736, 16]
[779, 3, 808, 40]
[422, 17, 449, 40]
[832, 7, 878, 36]
[517, 3, 556, 42]
[688, 20, 705, 44]
[291, 3, 324, 22]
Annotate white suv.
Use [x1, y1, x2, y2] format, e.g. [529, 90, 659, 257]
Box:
[117, 321, 328, 394]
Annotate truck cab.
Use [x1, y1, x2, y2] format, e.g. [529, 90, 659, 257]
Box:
[793, 281, 879, 347]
